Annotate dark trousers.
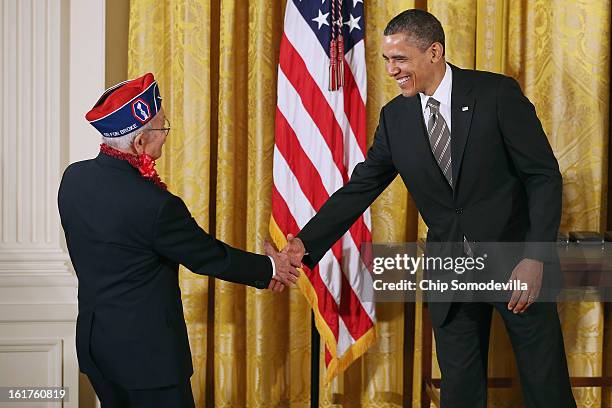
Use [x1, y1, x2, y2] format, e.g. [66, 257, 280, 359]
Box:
[88, 374, 195, 408]
[433, 302, 576, 408]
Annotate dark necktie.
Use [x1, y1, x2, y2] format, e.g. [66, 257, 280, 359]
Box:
[426, 97, 452, 186]
[426, 97, 472, 255]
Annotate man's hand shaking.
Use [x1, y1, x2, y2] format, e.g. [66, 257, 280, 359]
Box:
[264, 241, 299, 292]
[264, 234, 306, 292]
[283, 234, 306, 268]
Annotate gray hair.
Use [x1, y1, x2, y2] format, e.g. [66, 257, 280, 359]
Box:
[102, 121, 152, 150]
[384, 9, 445, 54]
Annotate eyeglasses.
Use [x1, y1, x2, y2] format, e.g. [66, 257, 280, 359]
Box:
[147, 118, 171, 137]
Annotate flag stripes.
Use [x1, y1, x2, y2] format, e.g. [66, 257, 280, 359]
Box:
[270, 0, 375, 382]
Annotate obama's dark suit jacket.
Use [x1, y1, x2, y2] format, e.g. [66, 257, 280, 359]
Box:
[297, 64, 562, 326]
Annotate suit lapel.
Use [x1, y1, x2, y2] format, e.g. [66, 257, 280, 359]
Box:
[398, 94, 429, 150]
[450, 64, 475, 191]
[410, 95, 428, 143]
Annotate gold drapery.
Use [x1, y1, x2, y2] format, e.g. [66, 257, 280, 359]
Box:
[128, 0, 610, 406]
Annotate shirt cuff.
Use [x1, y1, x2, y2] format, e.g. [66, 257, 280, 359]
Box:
[267, 255, 276, 279]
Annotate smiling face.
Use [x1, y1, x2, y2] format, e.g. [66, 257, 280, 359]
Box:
[382, 33, 445, 97]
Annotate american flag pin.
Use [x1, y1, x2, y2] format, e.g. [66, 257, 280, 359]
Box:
[462, 106, 469, 111]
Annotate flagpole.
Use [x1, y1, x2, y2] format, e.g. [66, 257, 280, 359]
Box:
[310, 312, 320, 408]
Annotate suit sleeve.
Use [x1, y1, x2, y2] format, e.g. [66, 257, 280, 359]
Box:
[497, 76, 563, 261]
[297, 107, 398, 267]
[153, 195, 273, 288]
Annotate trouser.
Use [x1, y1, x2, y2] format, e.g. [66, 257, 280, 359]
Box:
[88, 374, 195, 408]
[433, 301, 576, 408]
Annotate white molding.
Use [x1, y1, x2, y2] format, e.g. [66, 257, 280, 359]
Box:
[0, 0, 73, 278]
[0, 327, 79, 408]
[1, 0, 64, 249]
[0, 338, 67, 407]
[0, 275, 77, 289]
[0, 1, 106, 407]
[0, 304, 77, 322]
[0, 248, 72, 277]
[0, 338, 63, 386]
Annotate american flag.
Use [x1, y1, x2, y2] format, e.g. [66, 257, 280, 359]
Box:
[269, 0, 375, 381]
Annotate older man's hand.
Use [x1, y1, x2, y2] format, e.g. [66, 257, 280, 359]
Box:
[267, 278, 285, 292]
[282, 234, 306, 268]
[264, 241, 300, 287]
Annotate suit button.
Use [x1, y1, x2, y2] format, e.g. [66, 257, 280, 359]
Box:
[455, 208, 463, 214]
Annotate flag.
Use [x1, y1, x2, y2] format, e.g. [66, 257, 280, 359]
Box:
[269, 0, 375, 382]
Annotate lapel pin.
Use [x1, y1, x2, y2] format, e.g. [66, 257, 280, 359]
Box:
[462, 106, 469, 111]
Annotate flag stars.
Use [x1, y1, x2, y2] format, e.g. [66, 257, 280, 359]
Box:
[344, 13, 361, 32]
[312, 9, 330, 29]
[353, 0, 363, 6]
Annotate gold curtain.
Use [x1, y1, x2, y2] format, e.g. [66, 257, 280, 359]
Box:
[128, 0, 610, 407]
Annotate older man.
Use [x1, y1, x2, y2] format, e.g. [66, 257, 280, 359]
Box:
[58, 73, 296, 407]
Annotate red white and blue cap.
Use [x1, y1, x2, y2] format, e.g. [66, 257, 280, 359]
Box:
[85, 73, 162, 138]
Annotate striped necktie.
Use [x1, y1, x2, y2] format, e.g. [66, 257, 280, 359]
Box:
[426, 97, 452, 186]
[426, 98, 472, 255]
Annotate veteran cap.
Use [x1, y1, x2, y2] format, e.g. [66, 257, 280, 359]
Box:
[85, 73, 162, 138]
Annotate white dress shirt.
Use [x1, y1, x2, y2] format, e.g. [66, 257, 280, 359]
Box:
[267, 256, 277, 278]
[419, 63, 453, 132]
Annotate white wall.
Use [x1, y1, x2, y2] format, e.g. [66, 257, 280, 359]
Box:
[0, 0, 104, 407]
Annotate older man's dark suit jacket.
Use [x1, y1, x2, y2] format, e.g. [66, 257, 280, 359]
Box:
[58, 153, 273, 389]
[297, 64, 562, 326]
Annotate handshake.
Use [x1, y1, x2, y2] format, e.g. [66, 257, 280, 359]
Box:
[263, 234, 306, 292]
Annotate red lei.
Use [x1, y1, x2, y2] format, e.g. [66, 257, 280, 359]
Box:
[100, 143, 167, 190]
